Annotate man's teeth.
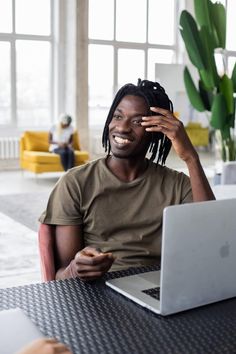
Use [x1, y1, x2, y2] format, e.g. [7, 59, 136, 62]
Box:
[114, 136, 130, 144]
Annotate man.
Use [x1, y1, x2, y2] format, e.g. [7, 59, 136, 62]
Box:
[39, 79, 215, 281]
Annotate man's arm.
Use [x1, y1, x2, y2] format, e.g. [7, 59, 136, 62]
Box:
[182, 152, 215, 202]
[48, 132, 53, 144]
[55, 225, 84, 280]
[141, 107, 215, 202]
[55, 225, 115, 281]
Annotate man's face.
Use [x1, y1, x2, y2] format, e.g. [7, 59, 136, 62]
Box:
[108, 95, 150, 159]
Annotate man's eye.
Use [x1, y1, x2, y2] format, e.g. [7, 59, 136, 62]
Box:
[113, 114, 122, 120]
[132, 119, 142, 126]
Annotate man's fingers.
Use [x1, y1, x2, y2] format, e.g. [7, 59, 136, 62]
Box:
[80, 246, 112, 257]
[73, 253, 114, 280]
[145, 125, 171, 134]
[75, 253, 107, 265]
[71, 247, 115, 280]
[80, 247, 101, 257]
[149, 106, 175, 117]
[75, 248, 114, 265]
[75, 258, 114, 273]
[142, 115, 178, 126]
[141, 112, 184, 136]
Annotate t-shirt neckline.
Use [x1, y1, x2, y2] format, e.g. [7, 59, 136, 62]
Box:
[101, 156, 153, 186]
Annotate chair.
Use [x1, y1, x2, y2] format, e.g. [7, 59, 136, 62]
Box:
[38, 223, 56, 281]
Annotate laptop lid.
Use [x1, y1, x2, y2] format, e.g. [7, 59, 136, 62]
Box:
[160, 198, 236, 315]
[0, 308, 44, 354]
[106, 199, 236, 316]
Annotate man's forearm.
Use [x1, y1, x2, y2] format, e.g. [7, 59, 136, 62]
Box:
[186, 154, 215, 202]
[54, 224, 83, 280]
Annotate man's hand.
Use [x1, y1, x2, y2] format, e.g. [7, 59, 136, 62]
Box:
[58, 142, 68, 148]
[141, 106, 215, 202]
[141, 107, 197, 163]
[67, 246, 115, 281]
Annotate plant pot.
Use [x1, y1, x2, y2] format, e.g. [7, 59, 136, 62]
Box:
[213, 160, 236, 185]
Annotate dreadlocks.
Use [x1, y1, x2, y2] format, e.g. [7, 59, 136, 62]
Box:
[102, 79, 173, 165]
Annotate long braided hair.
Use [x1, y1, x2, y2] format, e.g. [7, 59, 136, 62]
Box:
[102, 79, 173, 165]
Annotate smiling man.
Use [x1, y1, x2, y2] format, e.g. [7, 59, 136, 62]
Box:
[39, 79, 215, 281]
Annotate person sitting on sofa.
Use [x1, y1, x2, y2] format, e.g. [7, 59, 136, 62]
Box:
[49, 113, 75, 171]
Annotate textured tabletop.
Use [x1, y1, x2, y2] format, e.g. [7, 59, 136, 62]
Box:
[0, 266, 236, 354]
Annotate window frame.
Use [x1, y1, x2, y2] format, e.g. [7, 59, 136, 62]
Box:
[88, 0, 236, 129]
[89, 0, 180, 91]
[88, 0, 182, 128]
[0, 0, 54, 129]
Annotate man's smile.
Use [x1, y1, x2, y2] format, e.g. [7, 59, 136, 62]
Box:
[113, 134, 133, 145]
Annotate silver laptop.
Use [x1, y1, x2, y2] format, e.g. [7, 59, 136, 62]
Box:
[106, 199, 236, 316]
[0, 308, 44, 354]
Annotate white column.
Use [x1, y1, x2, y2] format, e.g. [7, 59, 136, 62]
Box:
[75, 0, 89, 151]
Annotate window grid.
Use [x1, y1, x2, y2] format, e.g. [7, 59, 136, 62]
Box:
[88, 0, 236, 128]
[89, 0, 178, 95]
[0, 0, 53, 127]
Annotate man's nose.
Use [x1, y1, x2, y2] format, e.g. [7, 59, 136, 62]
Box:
[116, 118, 131, 131]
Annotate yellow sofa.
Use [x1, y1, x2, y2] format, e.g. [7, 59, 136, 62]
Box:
[20, 130, 89, 174]
[185, 122, 209, 147]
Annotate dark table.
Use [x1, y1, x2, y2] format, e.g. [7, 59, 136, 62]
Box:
[0, 266, 236, 354]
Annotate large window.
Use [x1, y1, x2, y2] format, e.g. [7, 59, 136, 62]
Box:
[225, 0, 236, 74]
[88, 0, 236, 129]
[0, 0, 53, 127]
[88, 0, 177, 127]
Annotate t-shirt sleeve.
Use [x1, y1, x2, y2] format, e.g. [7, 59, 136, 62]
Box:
[39, 172, 83, 225]
[179, 172, 193, 204]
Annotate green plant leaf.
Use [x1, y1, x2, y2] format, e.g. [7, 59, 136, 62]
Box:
[231, 62, 236, 92]
[199, 80, 213, 111]
[219, 74, 234, 115]
[199, 69, 214, 91]
[198, 26, 219, 89]
[194, 0, 212, 30]
[209, 1, 226, 48]
[194, 0, 220, 48]
[210, 93, 228, 129]
[220, 130, 236, 161]
[184, 67, 205, 112]
[221, 124, 231, 140]
[228, 113, 235, 129]
[228, 96, 236, 128]
[179, 11, 206, 70]
[221, 142, 226, 161]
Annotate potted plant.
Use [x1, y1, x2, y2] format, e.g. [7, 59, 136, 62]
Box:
[179, 0, 236, 162]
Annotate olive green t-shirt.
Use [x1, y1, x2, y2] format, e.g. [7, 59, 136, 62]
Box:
[39, 158, 193, 271]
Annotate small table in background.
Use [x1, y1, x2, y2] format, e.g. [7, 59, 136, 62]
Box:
[212, 184, 236, 200]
